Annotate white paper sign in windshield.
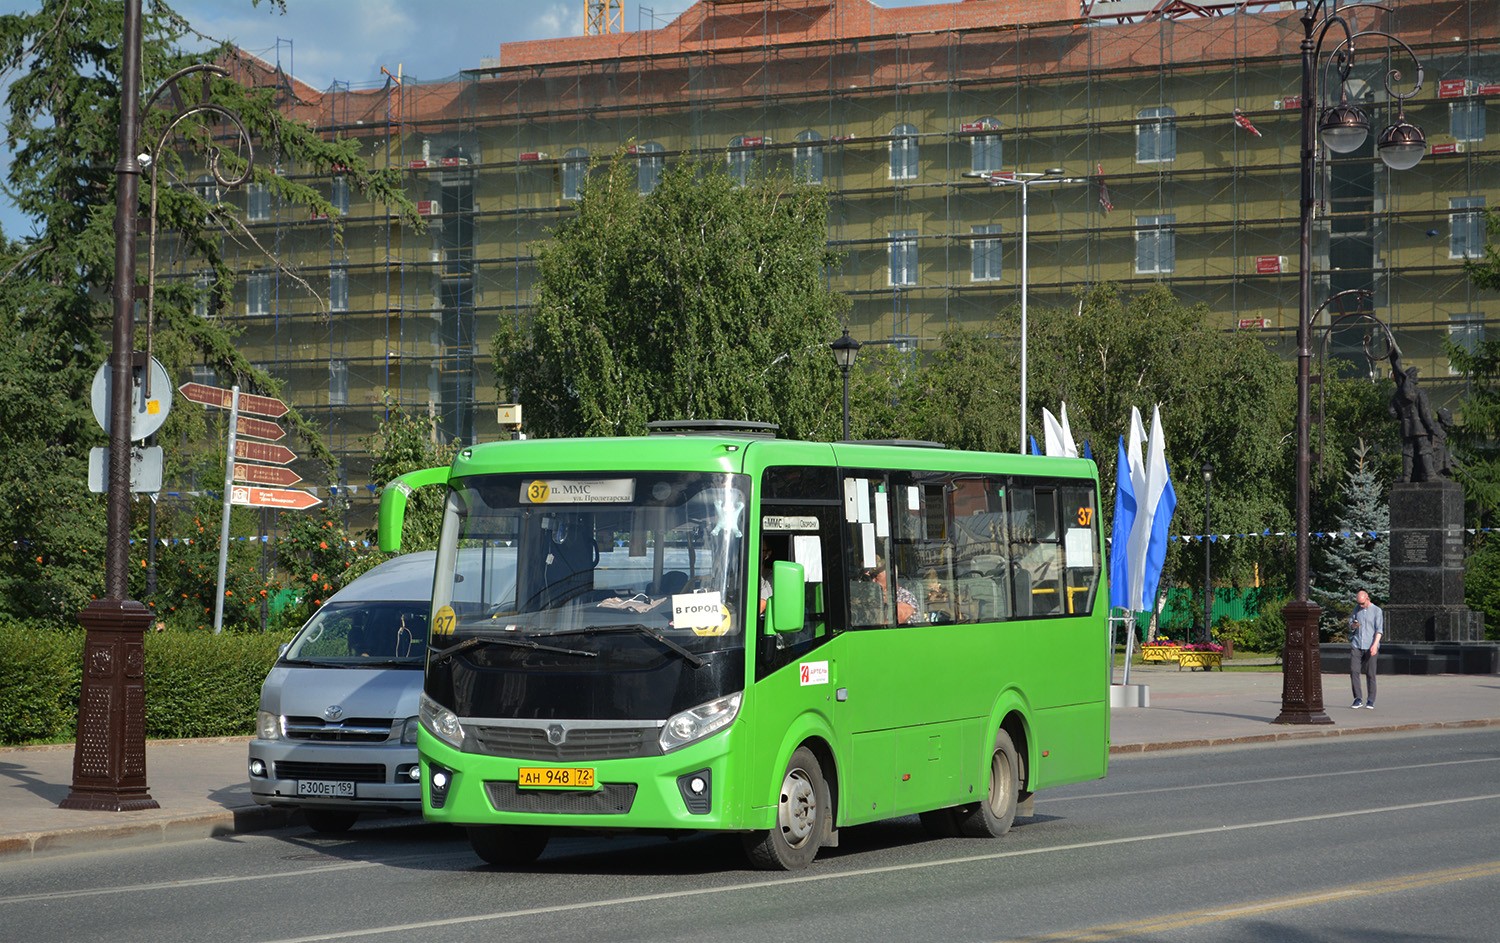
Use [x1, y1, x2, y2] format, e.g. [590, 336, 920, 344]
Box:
[672, 591, 726, 631]
[522, 478, 635, 504]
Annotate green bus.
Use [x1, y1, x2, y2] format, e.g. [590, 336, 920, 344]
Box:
[378, 422, 1110, 870]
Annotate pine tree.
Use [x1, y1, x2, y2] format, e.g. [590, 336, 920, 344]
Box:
[1315, 440, 1390, 603]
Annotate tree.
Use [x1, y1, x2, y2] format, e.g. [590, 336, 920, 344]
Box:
[0, 1, 416, 625]
[494, 153, 846, 439]
[1312, 440, 1390, 621]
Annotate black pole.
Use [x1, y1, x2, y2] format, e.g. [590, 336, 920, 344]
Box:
[840, 364, 851, 441]
[1202, 469, 1211, 645]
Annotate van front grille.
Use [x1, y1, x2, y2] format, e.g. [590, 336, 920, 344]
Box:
[283, 716, 396, 743]
[275, 761, 387, 783]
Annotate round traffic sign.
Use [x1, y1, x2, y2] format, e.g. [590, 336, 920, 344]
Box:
[91, 356, 172, 440]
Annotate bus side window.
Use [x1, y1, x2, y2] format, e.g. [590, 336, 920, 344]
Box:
[1060, 485, 1101, 615]
[1010, 485, 1064, 616]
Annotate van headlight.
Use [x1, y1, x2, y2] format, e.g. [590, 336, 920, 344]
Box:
[257, 710, 281, 741]
[419, 692, 465, 749]
[659, 692, 741, 753]
[401, 716, 420, 745]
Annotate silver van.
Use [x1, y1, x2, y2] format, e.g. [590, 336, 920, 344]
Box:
[248, 552, 434, 832]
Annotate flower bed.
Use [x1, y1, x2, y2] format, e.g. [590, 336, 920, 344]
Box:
[1177, 643, 1224, 671]
[1140, 642, 1180, 664]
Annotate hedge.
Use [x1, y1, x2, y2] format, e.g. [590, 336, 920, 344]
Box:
[0, 622, 288, 745]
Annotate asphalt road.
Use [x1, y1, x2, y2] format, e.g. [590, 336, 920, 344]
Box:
[3, 728, 1498, 943]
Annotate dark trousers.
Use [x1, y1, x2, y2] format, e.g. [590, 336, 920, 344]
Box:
[1350, 648, 1377, 704]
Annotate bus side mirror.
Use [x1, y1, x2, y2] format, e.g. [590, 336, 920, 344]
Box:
[768, 560, 805, 635]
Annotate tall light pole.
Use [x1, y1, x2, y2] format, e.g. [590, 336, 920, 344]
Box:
[1276, 0, 1425, 725]
[965, 168, 1083, 453]
[831, 328, 861, 441]
[1202, 461, 1214, 646]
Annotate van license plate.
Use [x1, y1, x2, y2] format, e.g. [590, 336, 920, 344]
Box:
[296, 780, 355, 798]
[518, 767, 595, 789]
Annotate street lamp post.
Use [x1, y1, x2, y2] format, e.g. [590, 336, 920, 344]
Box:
[965, 168, 1083, 454]
[1276, 0, 1425, 725]
[1202, 461, 1214, 646]
[831, 328, 861, 441]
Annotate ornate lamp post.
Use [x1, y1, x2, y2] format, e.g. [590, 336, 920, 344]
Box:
[965, 168, 1083, 453]
[831, 328, 861, 441]
[1276, 0, 1425, 725]
[1202, 461, 1214, 646]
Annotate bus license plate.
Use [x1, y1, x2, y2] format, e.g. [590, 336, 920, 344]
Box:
[296, 780, 355, 798]
[518, 767, 596, 789]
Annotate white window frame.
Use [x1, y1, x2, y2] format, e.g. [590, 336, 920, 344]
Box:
[1135, 214, 1176, 274]
[246, 181, 273, 221]
[1451, 196, 1486, 260]
[1137, 107, 1177, 164]
[331, 174, 350, 215]
[727, 136, 755, 187]
[562, 148, 588, 201]
[192, 270, 214, 319]
[192, 174, 221, 204]
[330, 358, 350, 405]
[889, 229, 918, 286]
[793, 130, 823, 184]
[970, 119, 1002, 173]
[971, 225, 1004, 282]
[1450, 100, 1486, 142]
[246, 270, 271, 316]
[190, 364, 216, 388]
[330, 263, 348, 312]
[890, 124, 918, 180]
[636, 141, 664, 194]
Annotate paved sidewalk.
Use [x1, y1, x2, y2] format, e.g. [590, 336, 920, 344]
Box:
[2, 667, 1496, 861]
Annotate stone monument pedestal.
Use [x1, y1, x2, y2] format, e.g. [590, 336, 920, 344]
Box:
[1382, 480, 1486, 666]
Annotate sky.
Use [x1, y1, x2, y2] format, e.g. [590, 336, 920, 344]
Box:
[1, 0, 949, 238]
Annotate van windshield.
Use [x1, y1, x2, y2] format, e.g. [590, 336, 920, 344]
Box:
[282, 601, 430, 667]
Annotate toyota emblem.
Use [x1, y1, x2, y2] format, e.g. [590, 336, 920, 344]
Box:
[324, 705, 345, 721]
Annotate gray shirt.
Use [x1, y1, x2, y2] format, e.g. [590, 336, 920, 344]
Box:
[1350, 602, 1384, 650]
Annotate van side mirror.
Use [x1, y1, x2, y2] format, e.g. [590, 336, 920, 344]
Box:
[768, 560, 805, 635]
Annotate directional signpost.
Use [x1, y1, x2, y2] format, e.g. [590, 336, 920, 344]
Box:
[234, 440, 296, 465]
[178, 382, 289, 418]
[230, 485, 322, 511]
[232, 463, 302, 488]
[234, 415, 285, 441]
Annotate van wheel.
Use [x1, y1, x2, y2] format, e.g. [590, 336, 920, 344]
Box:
[743, 746, 829, 871]
[958, 730, 1019, 838]
[468, 825, 549, 867]
[303, 810, 358, 833]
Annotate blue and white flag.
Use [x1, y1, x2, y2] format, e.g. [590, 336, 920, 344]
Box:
[1042, 402, 1079, 458]
[1125, 405, 1178, 612]
[1108, 434, 1136, 610]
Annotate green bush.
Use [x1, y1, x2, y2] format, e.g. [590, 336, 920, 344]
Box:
[0, 622, 289, 745]
[1216, 593, 1288, 656]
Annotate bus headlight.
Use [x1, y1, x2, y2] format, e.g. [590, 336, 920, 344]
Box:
[659, 692, 741, 753]
[419, 692, 465, 749]
[256, 710, 281, 741]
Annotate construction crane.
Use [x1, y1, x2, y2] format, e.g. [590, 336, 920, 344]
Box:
[585, 0, 623, 35]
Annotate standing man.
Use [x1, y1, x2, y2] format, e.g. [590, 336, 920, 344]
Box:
[1349, 590, 1383, 709]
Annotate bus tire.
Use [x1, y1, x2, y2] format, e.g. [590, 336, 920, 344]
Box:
[743, 746, 829, 871]
[958, 730, 1018, 838]
[468, 825, 549, 867]
[302, 810, 358, 833]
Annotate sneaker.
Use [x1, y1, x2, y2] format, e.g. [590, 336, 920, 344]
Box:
[1364, 702, 1375, 710]
[1351, 699, 1363, 709]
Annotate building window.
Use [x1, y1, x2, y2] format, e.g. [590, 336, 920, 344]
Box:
[889, 229, 918, 286]
[192, 174, 221, 204]
[190, 364, 216, 388]
[246, 269, 271, 316]
[890, 124, 918, 180]
[728, 136, 756, 186]
[330, 358, 349, 405]
[1451, 197, 1486, 259]
[971, 225, 1003, 281]
[562, 148, 588, 201]
[636, 141, 664, 194]
[1135, 214, 1176, 274]
[1137, 107, 1176, 163]
[192, 270, 214, 319]
[246, 181, 273, 221]
[1449, 314, 1485, 375]
[331, 174, 350, 215]
[1451, 100, 1486, 142]
[970, 119, 1002, 173]
[793, 130, 823, 184]
[330, 263, 348, 312]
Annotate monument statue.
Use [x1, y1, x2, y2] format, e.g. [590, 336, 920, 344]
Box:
[1387, 351, 1448, 483]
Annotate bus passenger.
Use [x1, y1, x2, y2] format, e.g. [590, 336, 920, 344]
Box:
[871, 556, 922, 625]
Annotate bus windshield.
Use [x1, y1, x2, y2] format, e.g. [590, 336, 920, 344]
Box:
[432, 471, 751, 657]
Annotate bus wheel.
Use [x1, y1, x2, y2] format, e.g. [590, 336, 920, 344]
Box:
[303, 810, 358, 833]
[468, 825, 549, 867]
[744, 746, 829, 871]
[959, 730, 1018, 838]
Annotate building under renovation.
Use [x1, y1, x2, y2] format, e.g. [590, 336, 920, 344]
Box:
[186, 0, 1498, 501]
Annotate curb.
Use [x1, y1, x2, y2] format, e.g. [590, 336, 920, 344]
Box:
[0, 805, 298, 862]
[1109, 717, 1500, 755]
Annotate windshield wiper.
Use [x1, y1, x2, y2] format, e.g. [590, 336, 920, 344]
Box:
[428, 634, 598, 666]
[551, 623, 707, 669]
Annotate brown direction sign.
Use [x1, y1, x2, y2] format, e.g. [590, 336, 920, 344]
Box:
[229, 485, 321, 511]
[235, 415, 285, 441]
[234, 440, 296, 465]
[177, 382, 289, 419]
[233, 463, 302, 488]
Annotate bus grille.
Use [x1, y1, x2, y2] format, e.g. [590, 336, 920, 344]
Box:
[283, 716, 396, 743]
[275, 761, 387, 783]
[484, 782, 637, 815]
[468, 724, 656, 761]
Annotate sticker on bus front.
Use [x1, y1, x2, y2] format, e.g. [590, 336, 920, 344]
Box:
[672, 592, 724, 630]
[799, 661, 829, 686]
[431, 605, 456, 638]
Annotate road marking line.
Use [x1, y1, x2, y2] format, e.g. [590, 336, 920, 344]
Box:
[994, 861, 1500, 941]
[253, 792, 1500, 943]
